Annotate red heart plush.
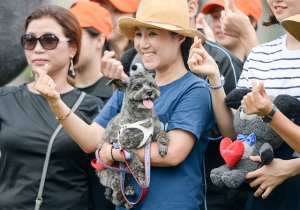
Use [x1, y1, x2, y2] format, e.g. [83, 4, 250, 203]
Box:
[220, 138, 244, 168]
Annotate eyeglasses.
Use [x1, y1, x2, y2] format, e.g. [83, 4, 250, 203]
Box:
[21, 34, 70, 50]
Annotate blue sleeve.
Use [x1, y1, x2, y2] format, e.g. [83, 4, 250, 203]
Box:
[93, 90, 124, 128]
[167, 84, 214, 141]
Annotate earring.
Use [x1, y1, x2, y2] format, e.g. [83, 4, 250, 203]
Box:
[69, 58, 75, 76]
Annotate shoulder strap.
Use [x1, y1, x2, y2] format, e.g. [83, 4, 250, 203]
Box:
[35, 92, 86, 210]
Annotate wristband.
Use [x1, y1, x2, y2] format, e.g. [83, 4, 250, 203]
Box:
[261, 104, 277, 123]
[205, 75, 225, 89]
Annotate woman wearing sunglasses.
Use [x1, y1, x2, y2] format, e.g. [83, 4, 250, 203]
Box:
[0, 5, 103, 210]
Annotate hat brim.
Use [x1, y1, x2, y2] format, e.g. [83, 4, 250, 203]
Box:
[201, 2, 224, 15]
[281, 18, 300, 42]
[118, 17, 206, 42]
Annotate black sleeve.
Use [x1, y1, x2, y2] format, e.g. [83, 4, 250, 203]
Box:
[201, 40, 243, 140]
[203, 40, 243, 95]
[74, 93, 104, 125]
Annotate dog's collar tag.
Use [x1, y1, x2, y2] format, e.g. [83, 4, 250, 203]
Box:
[118, 118, 153, 148]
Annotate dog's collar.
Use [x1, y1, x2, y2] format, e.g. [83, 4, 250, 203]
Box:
[118, 118, 153, 148]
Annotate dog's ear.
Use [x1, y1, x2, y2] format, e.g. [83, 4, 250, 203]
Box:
[274, 94, 300, 118]
[106, 79, 128, 92]
[130, 63, 146, 76]
[225, 89, 252, 109]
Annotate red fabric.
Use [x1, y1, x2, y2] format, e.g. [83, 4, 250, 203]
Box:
[91, 158, 106, 170]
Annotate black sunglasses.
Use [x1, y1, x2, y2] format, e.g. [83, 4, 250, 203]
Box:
[21, 34, 70, 50]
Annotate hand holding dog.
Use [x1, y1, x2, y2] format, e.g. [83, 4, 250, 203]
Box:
[99, 142, 115, 166]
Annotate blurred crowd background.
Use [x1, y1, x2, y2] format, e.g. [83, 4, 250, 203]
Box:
[6, 0, 285, 86]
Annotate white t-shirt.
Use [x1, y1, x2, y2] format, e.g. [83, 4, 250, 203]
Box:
[238, 34, 300, 157]
[238, 34, 300, 100]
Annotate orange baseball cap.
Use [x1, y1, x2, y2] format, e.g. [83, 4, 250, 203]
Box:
[201, 0, 262, 22]
[69, 1, 112, 40]
[91, 0, 140, 13]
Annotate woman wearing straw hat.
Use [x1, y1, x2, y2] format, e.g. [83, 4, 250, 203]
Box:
[34, 0, 215, 209]
[190, 0, 300, 209]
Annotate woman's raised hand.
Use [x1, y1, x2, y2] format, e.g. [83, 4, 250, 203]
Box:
[34, 64, 60, 103]
[188, 36, 219, 78]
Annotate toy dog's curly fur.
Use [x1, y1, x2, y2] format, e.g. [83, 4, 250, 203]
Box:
[96, 68, 169, 208]
[210, 89, 300, 189]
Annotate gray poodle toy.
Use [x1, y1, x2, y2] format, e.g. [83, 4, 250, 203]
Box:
[96, 67, 169, 209]
[210, 89, 300, 189]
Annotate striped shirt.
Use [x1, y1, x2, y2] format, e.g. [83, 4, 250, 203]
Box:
[237, 35, 300, 100]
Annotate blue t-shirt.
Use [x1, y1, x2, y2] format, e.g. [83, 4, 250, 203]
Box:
[93, 71, 214, 210]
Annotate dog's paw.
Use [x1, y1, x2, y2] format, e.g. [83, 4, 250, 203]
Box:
[104, 188, 113, 200]
[137, 176, 146, 186]
[158, 144, 168, 157]
[124, 203, 134, 209]
[156, 132, 169, 157]
[124, 185, 136, 196]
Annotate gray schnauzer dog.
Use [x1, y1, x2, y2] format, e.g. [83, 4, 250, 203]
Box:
[97, 66, 169, 209]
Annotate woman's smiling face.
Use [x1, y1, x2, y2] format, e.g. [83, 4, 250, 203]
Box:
[134, 27, 183, 72]
[267, 0, 300, 22]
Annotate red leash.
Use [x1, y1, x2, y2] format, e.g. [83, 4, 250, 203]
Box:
[91, 142, 151, 206]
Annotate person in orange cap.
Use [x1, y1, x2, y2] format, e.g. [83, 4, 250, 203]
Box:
[91, 0, 141, 56]
[201, 0, 262, 62]
[69, 2, 117, 209]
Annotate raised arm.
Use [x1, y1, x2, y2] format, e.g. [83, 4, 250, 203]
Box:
[35, 64, 103, 153]
[242, 80, 300, 154]
[220, 0, 259, 56]
[188, 36, 236, 139]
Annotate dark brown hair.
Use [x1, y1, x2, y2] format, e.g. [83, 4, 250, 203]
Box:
[170, 32, 193, 70]
[24, 5, 82, 65]
[262, 10, 279, 26]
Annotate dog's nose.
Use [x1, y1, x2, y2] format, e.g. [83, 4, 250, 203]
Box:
[146, 89, 153, 95]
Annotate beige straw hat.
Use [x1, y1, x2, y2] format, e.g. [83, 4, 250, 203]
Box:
[281, 14, 300, 42]
[117, 0, 206, 42]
